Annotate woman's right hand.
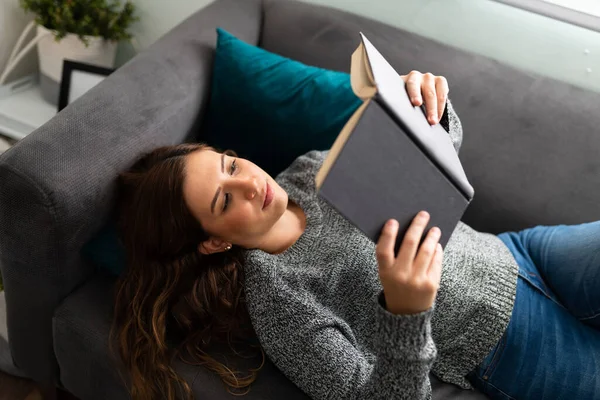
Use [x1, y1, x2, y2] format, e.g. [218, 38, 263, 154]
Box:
[376, 211, 443, 315]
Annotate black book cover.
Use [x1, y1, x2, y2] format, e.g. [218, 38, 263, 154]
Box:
[317, 98, 470, 250]
[316, 33, 474, 250]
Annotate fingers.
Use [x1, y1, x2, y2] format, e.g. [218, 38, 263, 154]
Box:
[405, 71, 424, 106]
[422, 73, 438, 124]
[404, 71, 449, 125]
[397, 211, 430, 268]
[428, 243, 443, 282]
[413, 226, 441, 276]
[435, 76, 449, 124]
[376, 219, 399, 270]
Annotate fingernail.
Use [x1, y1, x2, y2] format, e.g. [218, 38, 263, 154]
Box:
[419, 211, 429, 219]
[412, 97, 420, 103]
[432, 227, 441, 236]
[388, 219, 398, 228]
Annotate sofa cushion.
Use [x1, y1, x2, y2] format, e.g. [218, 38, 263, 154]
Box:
[53, 275, 310, 400]
[202, 28, 362, 176]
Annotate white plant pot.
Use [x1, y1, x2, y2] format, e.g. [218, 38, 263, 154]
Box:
[36, 25, 117, 105]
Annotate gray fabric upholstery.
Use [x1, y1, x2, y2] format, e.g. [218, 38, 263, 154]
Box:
[53, 276, 129, 400]
[1, 0, 600, 399]
[54, 275, 309, 400]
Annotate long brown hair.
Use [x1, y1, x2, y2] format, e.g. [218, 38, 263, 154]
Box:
[111, 143, 264, 400]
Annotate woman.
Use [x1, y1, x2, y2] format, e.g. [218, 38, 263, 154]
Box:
[112, 70, 600, 400]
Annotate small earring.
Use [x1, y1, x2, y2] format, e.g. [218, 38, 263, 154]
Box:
[225, 245, 232, 251]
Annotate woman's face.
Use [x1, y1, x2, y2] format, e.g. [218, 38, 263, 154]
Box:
[183, 149, 288, 249]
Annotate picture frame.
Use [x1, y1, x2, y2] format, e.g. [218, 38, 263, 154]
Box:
[58, 60, 114, 112]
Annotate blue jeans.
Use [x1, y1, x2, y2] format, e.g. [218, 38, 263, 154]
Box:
[466, 221, 600, 400]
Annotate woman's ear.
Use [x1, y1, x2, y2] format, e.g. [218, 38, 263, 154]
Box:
[198, 237, 231, 255]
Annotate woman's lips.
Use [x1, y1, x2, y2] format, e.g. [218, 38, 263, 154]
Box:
[263, 181, 274, 209]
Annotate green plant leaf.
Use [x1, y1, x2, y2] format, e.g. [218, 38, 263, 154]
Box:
[20, 0, 138, 43]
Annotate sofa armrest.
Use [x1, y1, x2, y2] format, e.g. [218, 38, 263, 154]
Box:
[0, 0, 262, 384]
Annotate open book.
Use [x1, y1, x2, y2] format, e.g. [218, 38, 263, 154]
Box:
[315, 33, 474, 250]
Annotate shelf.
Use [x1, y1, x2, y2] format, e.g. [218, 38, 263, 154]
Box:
[0, 86, 57, 141]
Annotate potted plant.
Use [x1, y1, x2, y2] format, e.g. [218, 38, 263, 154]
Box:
[19, 0, 137, 104]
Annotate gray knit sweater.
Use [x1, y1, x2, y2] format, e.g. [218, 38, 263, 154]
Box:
[243, 102, 519, 400]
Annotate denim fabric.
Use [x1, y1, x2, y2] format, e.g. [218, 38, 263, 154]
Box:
[467, 221, 600, 399]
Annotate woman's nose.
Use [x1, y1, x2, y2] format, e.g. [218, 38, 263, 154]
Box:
[234, 176, 261, 200]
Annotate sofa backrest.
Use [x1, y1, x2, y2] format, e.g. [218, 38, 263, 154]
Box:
[260, 0, 600, 233]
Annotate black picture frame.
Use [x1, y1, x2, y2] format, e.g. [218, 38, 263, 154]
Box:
[58, 60, 115, 112]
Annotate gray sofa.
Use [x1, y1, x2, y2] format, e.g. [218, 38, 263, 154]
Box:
[1, 0, 600, 399]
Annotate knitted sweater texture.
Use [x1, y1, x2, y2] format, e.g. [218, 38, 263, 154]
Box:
[244, 102, 519, 399]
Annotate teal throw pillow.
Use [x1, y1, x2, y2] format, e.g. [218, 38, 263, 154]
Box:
[203, 28, 363, 176]
[82, 221, 125, 277]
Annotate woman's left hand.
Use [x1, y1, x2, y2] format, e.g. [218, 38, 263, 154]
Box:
[401, 70, 449, 126]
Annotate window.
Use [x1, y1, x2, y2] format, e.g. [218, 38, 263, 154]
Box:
[493, 0, 600, 32]
[543, 1, 600, 17]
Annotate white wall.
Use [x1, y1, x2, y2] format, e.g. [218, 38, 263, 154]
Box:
[115, 0, 214, 66]
[128, 0, 214, 49]
[0, 0, 36, 84]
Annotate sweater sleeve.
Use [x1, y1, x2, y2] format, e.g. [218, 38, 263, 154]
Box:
[246, 274, 437, 400]
[439, 98, 463, 155]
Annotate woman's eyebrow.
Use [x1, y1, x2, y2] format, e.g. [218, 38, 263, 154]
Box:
[211, 154, 226, 214]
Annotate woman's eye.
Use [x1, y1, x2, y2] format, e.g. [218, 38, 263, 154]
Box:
[223, 193, 230, 212]
[229, 159, 237, 175]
